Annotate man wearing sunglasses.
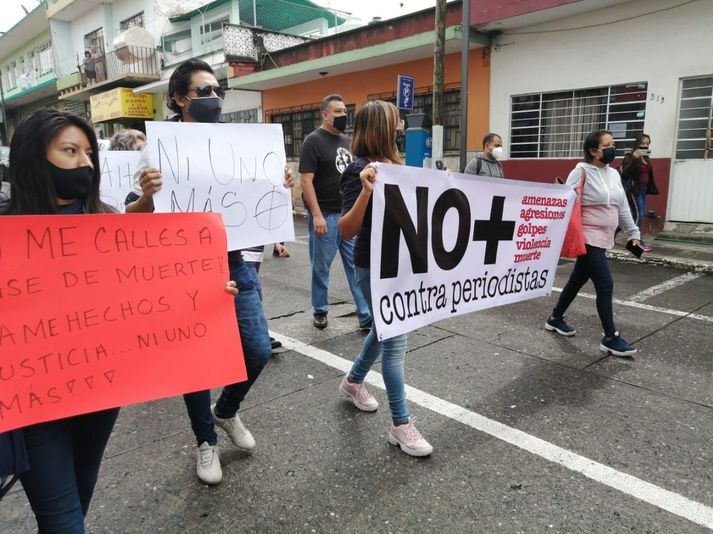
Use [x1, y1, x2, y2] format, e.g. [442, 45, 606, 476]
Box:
[125, 58, 293, 485]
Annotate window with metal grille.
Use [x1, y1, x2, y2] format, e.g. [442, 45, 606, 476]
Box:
[675, 76, 713, 160]
[510, 82, 648, 158]
[367, 86, 461, 152]
[35, 41, 53, 75]
[6, 63, 17, 89]
[120, 12, 145, 30]
[200, 16, 229, 48]
[222, 108, 259, 123]
[270, 104, 356, 158]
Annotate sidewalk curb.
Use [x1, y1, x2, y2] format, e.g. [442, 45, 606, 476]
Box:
[606, 249, 713, 274]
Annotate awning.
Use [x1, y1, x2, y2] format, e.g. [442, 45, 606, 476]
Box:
[170, 0, 345, 29]
[133, 78, 170, 94]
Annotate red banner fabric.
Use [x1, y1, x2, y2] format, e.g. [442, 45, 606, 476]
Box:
[0, 213, 246, 432]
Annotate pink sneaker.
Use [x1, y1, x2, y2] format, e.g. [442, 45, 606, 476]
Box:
[388, 418, 433, 457]
[640, 241, 653, 252]
[339, 376, 379, 412]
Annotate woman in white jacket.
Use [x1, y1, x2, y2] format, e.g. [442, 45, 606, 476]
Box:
[545, 130, 642, 357]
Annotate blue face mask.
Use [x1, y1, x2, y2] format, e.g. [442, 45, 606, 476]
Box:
[187, 96, 223, 123]
[599, 146, 616, 164]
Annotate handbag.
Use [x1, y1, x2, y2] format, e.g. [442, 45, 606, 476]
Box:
[559, 169, 587, 258]
[0, 430, 30, 500]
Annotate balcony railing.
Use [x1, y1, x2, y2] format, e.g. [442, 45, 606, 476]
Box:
[80, 45, 159, 88]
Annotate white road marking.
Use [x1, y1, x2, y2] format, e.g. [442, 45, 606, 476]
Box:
[629, 273, 704, 302]
[551, 287, 713, 324]
[271, 331, 713, 530]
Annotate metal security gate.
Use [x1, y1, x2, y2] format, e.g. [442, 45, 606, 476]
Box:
[668, 75, 713, 223]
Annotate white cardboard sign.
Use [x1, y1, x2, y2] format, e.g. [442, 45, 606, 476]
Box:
[145, 122, 294, 250]
[370, 164, 576, 340]
[99, 150, 142, 211]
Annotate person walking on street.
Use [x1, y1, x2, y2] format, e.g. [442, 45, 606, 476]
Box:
[338, 100, 433, 457]
[299, 94, 372, 331]
[125, 58, 292, 485]
[621, 133, 657, 251]
[464, 133, 505, 177]
[545, 129, 642, 357]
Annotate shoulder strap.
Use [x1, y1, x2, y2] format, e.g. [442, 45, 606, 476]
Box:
[476, 156, 482, 175]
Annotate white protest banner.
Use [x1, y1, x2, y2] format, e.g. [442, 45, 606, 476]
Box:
[145, 122, 294, 250]
[371, 164, 576, 340]
[99, 150, 142, 211]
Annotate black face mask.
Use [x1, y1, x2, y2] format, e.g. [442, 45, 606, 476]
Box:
[187, 96, 223, 123]
[49, 162, 93, 201]
[332, 115, 347, 132]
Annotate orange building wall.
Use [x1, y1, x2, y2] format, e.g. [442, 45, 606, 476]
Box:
[261, 50, 490, 153]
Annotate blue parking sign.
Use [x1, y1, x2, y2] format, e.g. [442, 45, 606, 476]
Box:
[397, 75, 415, 110]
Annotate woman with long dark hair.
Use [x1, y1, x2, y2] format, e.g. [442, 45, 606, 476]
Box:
[9, 110, 113, 216]
[5, 109, 119, 532]
[545, 130, 642, 357]
[4, 108, 238, 530]
[621, 133, 658, 249]
[338, 100, 432, 457]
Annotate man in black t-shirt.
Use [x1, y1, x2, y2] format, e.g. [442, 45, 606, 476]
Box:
[299, 94, 371, 330]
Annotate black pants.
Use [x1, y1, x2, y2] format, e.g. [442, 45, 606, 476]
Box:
[20, 408, 119, 533]
[553, 244, 616, 337]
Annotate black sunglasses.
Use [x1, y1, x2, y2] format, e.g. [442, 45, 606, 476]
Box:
[191, 84, 226, 99]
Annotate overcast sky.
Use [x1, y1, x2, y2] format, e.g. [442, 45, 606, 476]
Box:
[0, 0, 440, 33]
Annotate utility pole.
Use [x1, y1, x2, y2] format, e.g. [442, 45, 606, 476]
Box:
[432, 0, 446, 166]
[459, 0, 471, 172]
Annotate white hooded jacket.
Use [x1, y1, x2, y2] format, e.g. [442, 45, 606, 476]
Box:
[566, 161, 640, 249]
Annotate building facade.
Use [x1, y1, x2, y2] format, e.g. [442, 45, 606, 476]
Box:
[0, 1, 62, 143]
[226, 2, 490, 164]
[474, 0, 713, 228]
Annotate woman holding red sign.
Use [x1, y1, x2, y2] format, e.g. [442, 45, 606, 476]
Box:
[2, 109, 121, 533]
[1, 108, 238, 532]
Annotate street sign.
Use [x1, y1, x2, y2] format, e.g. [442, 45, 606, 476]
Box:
[397, 75, 415, 110]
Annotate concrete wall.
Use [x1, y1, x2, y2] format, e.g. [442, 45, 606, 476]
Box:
[487, 0, 713, 220]
[0, 30, 55, 99]
[53, 0, 165, 76]
[489, 0, 712, 160]
[261, 50, 490, 154]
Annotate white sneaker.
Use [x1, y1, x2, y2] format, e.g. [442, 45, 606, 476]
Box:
[211, 404, 256, 451]
[196, 442, 222, 485]
[339, 376, 379, 412]
[388, 418, 433, 457]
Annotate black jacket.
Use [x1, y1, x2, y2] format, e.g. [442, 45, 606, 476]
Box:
[620, 154, 659, 196]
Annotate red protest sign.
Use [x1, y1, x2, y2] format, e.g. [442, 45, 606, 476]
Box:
[0, 213, 246, 432]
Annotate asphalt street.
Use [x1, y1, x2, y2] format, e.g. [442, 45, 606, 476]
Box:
[3, 215, 712, 533]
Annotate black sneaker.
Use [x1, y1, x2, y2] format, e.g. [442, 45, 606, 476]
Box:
[545, 316, 576, 336]
[358, 319, 373, 332]
[270, 337, 282, 350]
[600, 332, 636, 357]
[313, 314, 328, 329]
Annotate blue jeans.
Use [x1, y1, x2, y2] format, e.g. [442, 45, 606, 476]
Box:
[635, 190, 647, 226]
[347, 267, 409, 424]
[553, 244, 616, 337]
[20, 408, 119, 534]
[183, 253, 271, 446]
[308, 211, 371, 326]
[245, 261, 263, 302]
